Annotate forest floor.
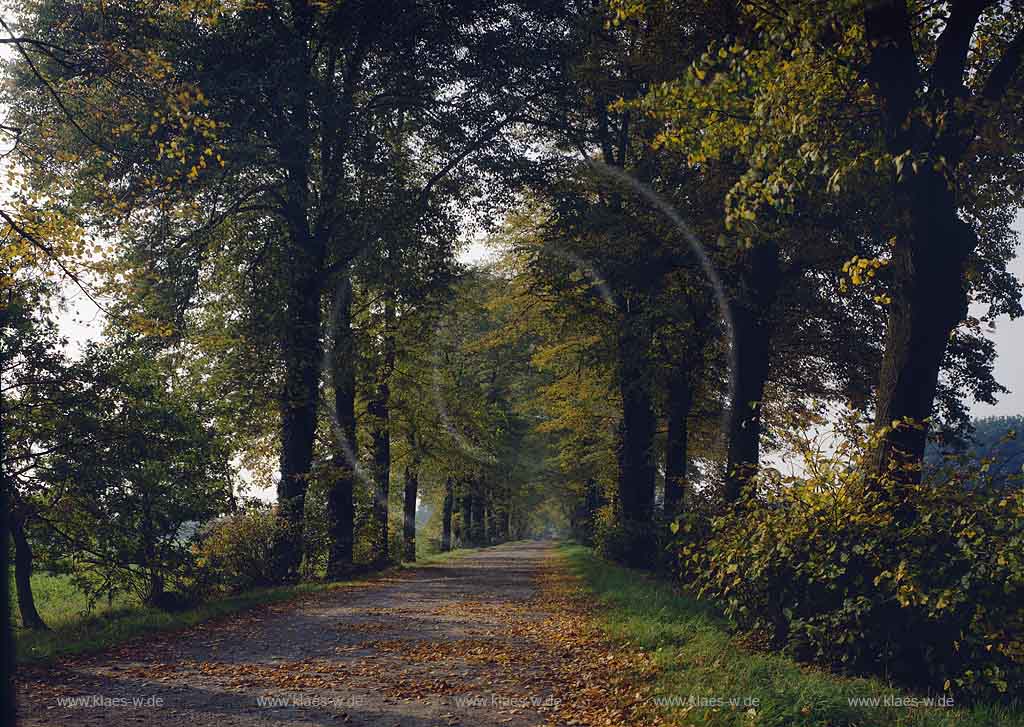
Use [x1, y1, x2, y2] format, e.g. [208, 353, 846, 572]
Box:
[14, 541, 663, 727]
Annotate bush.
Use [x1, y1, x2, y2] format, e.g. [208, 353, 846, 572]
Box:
[674, 419, 1024, 702]
[193, 506, 284, 595]
[595, 503, 674, 570]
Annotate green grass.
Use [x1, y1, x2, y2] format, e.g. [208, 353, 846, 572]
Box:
[415, 545, 486, 566]
[11, 545, 484, 665]
[9, 572, 135, 630]
[557, 544, 1024, 727]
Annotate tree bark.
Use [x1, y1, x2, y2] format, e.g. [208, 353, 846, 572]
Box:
[10, 512, 47, 631]
[326, 275, 356, 578]
[441, 477, 454, 552]
[368, 294, 396, 567]
[1, 377, 17, 724]
[871, 170, 974, 486]
[501, 504, 511, 542]
[483, 500, 492, 545]
[276, 258, 323, 579]
[616, 315, 657, 523]
[470, 477, 486, 546]
[861, 3, 994, 490]
[459, 480, 472, 547]
[402, 464, 418, 562]
[664, 374, 692, 518]
[140, 495, 165, 607]
[273, 35, 323, 574]
[724, 241, 780, 503]
[492, 483, 509, 544]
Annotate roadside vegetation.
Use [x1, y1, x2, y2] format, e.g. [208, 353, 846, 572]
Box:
[561, 545, 1024, 727]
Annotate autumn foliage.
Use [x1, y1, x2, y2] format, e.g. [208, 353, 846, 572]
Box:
[673, 417, 1024, 701]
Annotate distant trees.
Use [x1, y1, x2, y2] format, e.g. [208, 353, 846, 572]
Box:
[481, 0, 891, 558]
[413, 270, 556, 547]
[927, 415, 1024, 488]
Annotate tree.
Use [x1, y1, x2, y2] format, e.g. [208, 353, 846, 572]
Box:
[624, 0, 1024, 494]
[1, 274, 71, 630]
[42, 342, 234, 607]
[861, 0, 1024, 484]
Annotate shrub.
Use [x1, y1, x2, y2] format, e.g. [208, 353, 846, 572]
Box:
[192, 505, 283, 595]
[301, 476, 331, 579]
[595, 503, 674, 570]
[42, 346, 233, 608]
[674, 417, 1024, 702]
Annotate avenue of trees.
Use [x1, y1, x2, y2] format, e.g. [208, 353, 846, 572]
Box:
[3, 0, 1023, 704]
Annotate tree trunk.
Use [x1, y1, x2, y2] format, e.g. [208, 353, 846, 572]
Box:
[616, 316, 657, 523]
[490, 501, 500, 544]
[482, 500, 491, 545]
[402, 464, 418, 562]
[140, 497, 164, 607]
[724, 241, 780, 503]
[326, 275, 356, 578]
[510, 501, 522, 540]
[368, 421, 391, 565]
[271, 28, 321, 580]
[861, 1, 995, 493]
[871, 171, 974, 489]
[501, 504, 511, 542]
[491, 484, 508, 544]
[664, 374, 692, 518]
[145, 570, 166, 609]
[276, 261, 323, 579]
[470, 478, 486, 547]
[459, 481, 472, 547]
[368, 294, 396, 567]
[10, 512, 47, 631]
[1, 380, 17, 725]
[441, 477, 454, 552]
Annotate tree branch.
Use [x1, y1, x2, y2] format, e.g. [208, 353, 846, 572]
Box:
[982, 24, 1024, 101]
[931, 0, 996, 97]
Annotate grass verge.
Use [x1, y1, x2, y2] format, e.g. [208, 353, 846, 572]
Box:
[13, 545, 484, 665]
[557, 544, 1023, 727]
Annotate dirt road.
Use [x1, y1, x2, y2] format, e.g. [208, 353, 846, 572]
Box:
[15, 541, 657, 727]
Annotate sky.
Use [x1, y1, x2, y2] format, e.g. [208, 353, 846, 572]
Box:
[969, 213, 1024, 419]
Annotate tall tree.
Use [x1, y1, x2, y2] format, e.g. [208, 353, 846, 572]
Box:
[623, 0, 1024, 495]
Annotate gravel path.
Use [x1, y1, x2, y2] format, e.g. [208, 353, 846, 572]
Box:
[15, 541, 594, 727]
